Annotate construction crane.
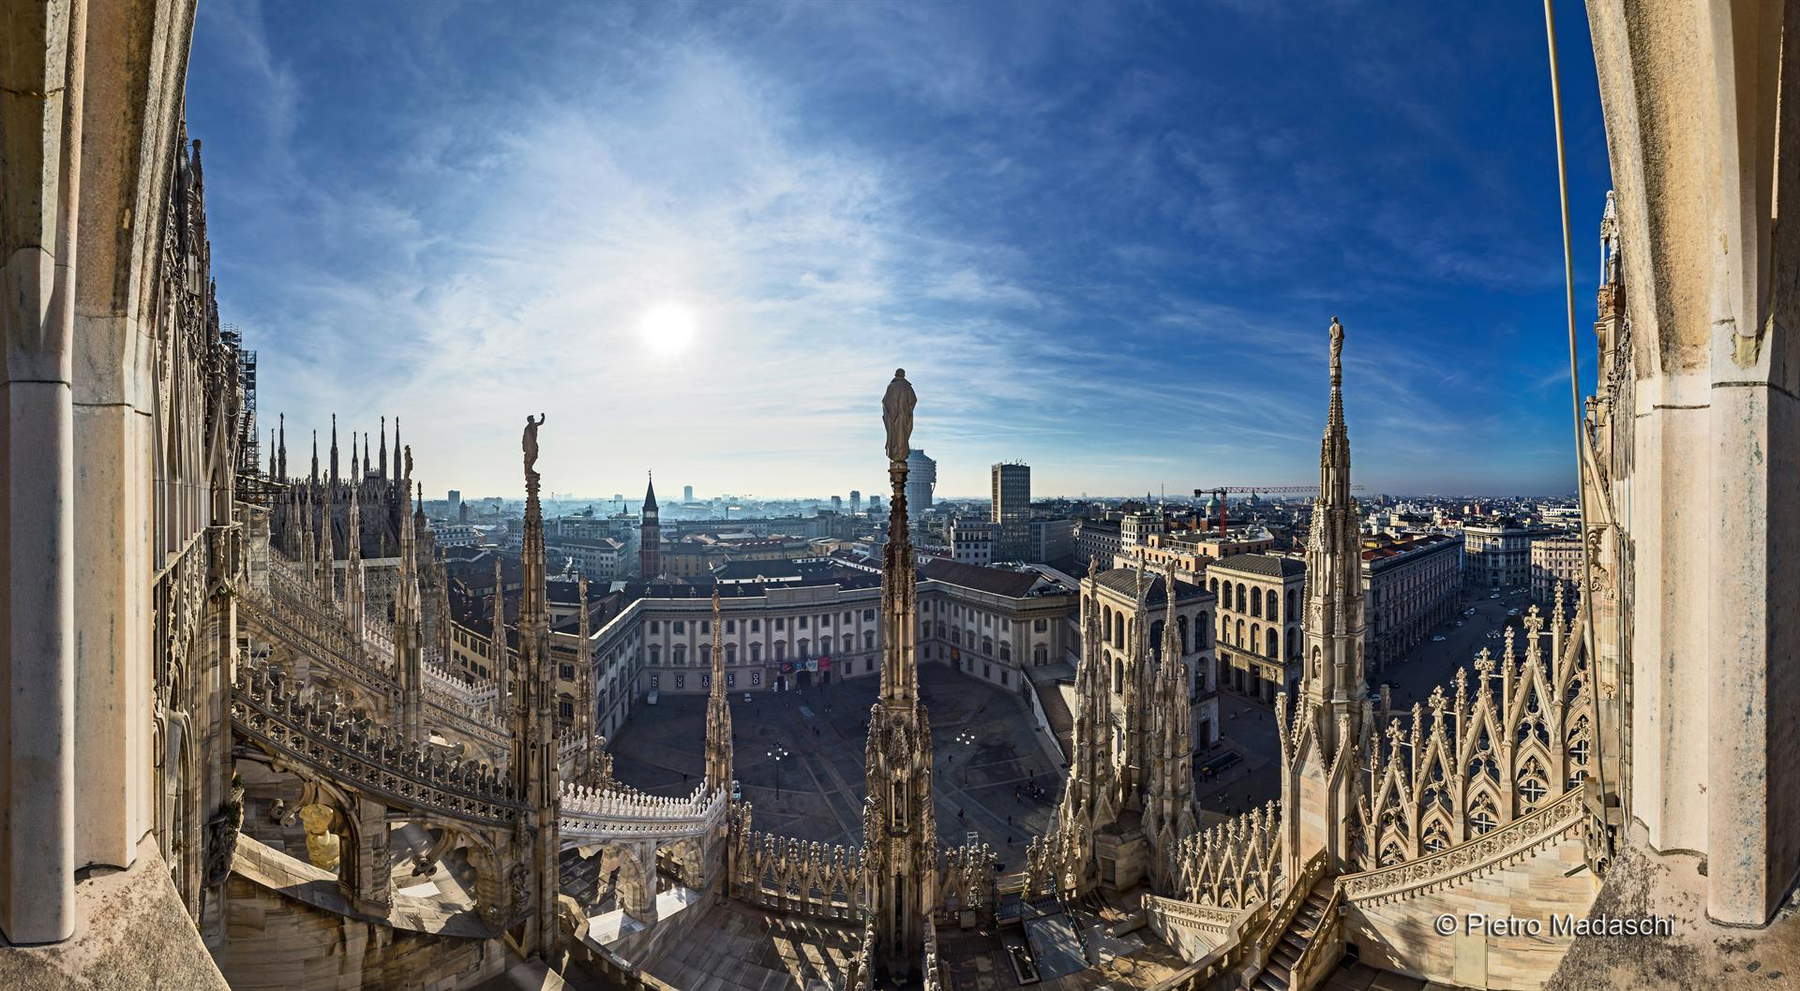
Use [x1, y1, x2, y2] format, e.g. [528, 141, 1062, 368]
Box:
[1190, 484, 1367, 536]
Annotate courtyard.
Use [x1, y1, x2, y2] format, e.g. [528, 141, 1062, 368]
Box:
[607, 663, 1062, 871]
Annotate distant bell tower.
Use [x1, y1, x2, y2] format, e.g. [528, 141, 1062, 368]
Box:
[639, 473, 661, 579]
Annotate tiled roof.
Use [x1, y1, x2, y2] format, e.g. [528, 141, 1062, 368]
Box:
[1089, 568, 1207, 604]
[919, 559, 1043, 598]
[1209, 554, 1305, 579]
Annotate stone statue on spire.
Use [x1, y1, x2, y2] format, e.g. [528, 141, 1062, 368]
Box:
[523, 414, 546, 479]
[882, 369, 915, 465]
[1329, 316, 1345, 386]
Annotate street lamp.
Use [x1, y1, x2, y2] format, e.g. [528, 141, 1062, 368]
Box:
[951, 731, 976, 785]
[767, 744, 790, 798]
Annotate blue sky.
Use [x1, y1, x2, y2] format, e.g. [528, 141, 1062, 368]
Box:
[188, 0, 1609, 501]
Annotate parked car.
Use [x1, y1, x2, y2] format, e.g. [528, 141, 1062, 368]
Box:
[646, 689, 659, 705]
[1432, 635, 1448, 642]
[1489, 592, 1501, 599]
[1507, 608, 1520, 616]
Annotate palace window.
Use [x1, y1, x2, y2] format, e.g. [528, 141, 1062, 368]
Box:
[649, 620, 660, 633]
[864, 609, 876, 621]
[774, 617, 785, 630]
[560, 663, 575, 680]
[725, 644, 737, 665]
[673, 645, 687, 665]
[864, 630, 876, 650]
[751, 618, 761, 632]
[673, 621, 685, 634]
[649, 646, 662, 666]
[750, 642, 762, 662]
[726, 619, 736, 633]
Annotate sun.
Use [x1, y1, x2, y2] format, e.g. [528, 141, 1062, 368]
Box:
[637, 302, 698, 357]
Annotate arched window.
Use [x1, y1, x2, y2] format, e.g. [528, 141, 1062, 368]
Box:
[673, 644, 687, 666]
[982, 636, 994, 657]
[864, 630, 875, 650]
[1197, 613, 1210, 646]
[1113, 654, 1124, 693]
[1266, 629, 1279, 659]
[700, 645, 711, 667]
[798, 637, 811, 659]
[749, 642, 763, 663]
[1236, 583, 1248, 614]
[649, 645, 662, 666]
[1286, 588, 1298, 617]
[951, 628, 962, 645]
[1250, 624, 1260, 655]
[999, 642, 1011, 663]
[1266, 590, 1278, 618]
[842, 634, 854, 653]
[1236, 619, 1245, 647]
[1250, 590, 1261, 618]
[1177, 615, 1189, 653]
[774, 640, 787, 661]
[725, 643, 737, 665]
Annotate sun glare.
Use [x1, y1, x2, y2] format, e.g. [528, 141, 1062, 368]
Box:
[637, 302, 698, 357]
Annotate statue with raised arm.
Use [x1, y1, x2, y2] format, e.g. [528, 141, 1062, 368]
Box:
[403, 445, 413, 481]
[1329, 316, 1345, 385]
[882, 368, 916, 465]
[523, 414, 546, 476]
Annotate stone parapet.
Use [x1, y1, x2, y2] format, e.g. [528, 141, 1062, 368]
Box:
[231, 659, 524, 827]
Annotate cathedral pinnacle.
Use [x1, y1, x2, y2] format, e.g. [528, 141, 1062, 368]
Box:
[705, 589, 733, 792]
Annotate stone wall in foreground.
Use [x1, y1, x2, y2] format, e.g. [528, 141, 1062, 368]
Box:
[1345, 828, 1596, 990]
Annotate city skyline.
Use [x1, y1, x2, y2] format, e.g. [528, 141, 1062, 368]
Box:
[189, 0, 1606, 499]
